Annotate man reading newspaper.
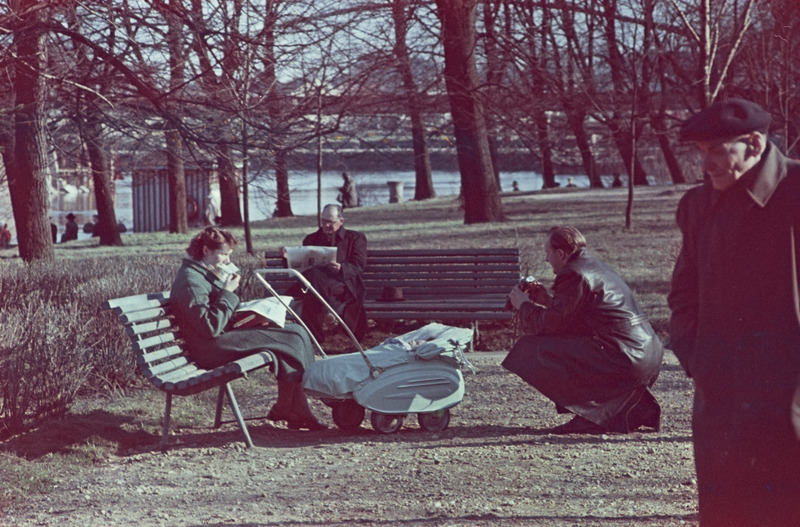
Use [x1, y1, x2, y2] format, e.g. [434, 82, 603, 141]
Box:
[281, 204, 368, 343]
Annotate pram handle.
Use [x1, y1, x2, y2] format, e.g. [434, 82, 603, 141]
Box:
[253, 269, 382, 377]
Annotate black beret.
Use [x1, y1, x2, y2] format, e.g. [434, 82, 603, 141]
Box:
[679, 98, 771, 142]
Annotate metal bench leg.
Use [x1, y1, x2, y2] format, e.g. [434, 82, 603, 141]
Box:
[161, 392, 173, 452]
[214, 385, 226, 428]
[224, 383, 254, 448]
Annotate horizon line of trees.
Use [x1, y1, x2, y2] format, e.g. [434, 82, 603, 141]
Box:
[1, 0, 798, 262]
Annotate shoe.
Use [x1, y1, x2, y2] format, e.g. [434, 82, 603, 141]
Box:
[551, 415, 606, 435]
[287, 416, 328, 431]
[266, 405, 297, 423]
[626, 395, 661, 432]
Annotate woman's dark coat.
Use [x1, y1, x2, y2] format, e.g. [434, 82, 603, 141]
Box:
[668, 142, 800, 526]
[502, 249, 663, 429]
[170, 258, 315, 383]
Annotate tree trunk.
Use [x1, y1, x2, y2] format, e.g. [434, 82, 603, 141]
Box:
[392, 0, 435, 201]
[83, 115, 122, 246]
[164, 0, 188, 234]
[609, 118, 649, 185]
[534, 108, 556, 189]
[650, 110, 686, 184]
[217, 145, 243, 226]
[435, 0, 504, 224]
[166, 131, 188, 233]
[566, 106, 604, 188]
[273, 148, 293, 217]
[7, 2, 54, 262]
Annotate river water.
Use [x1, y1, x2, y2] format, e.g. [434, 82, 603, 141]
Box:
[4, 169, 593, 244]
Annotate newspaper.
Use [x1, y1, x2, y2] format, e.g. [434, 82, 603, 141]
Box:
[232, 295, 293, 329]
[284, 246, 337, 272]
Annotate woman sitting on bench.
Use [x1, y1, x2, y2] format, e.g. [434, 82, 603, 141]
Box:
[170, 227, 327, 431]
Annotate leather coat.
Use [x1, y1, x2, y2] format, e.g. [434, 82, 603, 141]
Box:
[503, 249, 663, 427]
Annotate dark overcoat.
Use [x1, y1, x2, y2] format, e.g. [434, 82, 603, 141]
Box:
[169, 258, 315, 382]
[300, 226, 368, 338]
[502, 249, 663, 428]
[668, 142, 800, 526]
[302, 226, 367, 302]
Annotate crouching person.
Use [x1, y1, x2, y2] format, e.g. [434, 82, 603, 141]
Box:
[502, 226, 663, 434]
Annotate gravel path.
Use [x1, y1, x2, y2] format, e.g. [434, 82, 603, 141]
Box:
[3, 351, 698, 527]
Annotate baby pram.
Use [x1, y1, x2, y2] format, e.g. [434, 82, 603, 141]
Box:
[254, 269, 475, 434]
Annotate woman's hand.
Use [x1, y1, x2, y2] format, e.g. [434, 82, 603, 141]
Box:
[223, 273, 241, 292]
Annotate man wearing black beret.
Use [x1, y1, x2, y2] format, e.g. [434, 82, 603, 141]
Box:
[668, 98, 800, 526]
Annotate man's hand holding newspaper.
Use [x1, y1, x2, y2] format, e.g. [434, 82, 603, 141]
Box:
[283, 246, 338, 273]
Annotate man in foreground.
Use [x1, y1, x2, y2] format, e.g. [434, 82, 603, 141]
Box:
[668, 97, 800, 526]
[502, 226, 663, 434]
[285, 204, 367, 343]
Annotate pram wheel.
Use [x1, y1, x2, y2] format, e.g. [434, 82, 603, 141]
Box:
[418, 408, 451, 431]
[331, 400, 365, 431]
[370, 412, 405, 434]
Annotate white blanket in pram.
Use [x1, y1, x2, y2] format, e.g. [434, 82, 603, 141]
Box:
[303, 323, 474, 398]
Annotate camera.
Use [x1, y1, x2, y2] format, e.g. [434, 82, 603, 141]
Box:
[506, 275, 538, 310]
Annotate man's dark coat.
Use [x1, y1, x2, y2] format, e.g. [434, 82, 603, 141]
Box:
[502, 249, 663, 429]
[668, 142, 800, 526]
[299, 225, 367, 340]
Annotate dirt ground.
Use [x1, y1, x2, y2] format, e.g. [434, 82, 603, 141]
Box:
[3, 322, 699, 527]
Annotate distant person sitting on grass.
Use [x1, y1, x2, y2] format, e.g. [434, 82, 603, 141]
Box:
[502, 226, 663, 434]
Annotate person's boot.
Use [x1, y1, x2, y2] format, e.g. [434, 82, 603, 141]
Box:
[287, 383, 327, 431]
[267, 380, 297, 423]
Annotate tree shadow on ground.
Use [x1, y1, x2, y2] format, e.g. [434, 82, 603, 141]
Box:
[0, 409, 159, 459]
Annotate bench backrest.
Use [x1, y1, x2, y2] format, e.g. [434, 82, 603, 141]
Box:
[103, 292, 193, 390]
[262, 247, 520, 301]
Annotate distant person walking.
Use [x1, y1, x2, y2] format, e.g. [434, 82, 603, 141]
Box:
[336, 172, 359, 209]
[0, 224, 11, 248]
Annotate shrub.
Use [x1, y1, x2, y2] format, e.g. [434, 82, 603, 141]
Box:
[0, 256, 179, 437]
[0, 296, 93, 437]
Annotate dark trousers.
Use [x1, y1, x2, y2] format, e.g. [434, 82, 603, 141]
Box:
[292, 267, 367, 343]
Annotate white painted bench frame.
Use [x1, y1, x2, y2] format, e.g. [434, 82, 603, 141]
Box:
[103, 291, 274, 451]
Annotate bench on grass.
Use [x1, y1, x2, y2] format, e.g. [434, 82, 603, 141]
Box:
[103, 291, 274, 451]
[262, 247, 521, 326]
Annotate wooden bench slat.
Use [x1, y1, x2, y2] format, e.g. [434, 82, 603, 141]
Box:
[137, 344, 186, 365]
[261, 246, 520, 323]
[102, 291, 170, 310]
[144, 356, 193, 377]
[119, 306, 170, 325]
[131, 331, 178, 352]
[125, 317, 175, 337]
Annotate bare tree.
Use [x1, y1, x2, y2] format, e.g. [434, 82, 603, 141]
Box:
[434, 0, 503, 223]
[392, 0, 435, 200]
[5, 1, 55, 262]
[667, 0, 759, 107]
